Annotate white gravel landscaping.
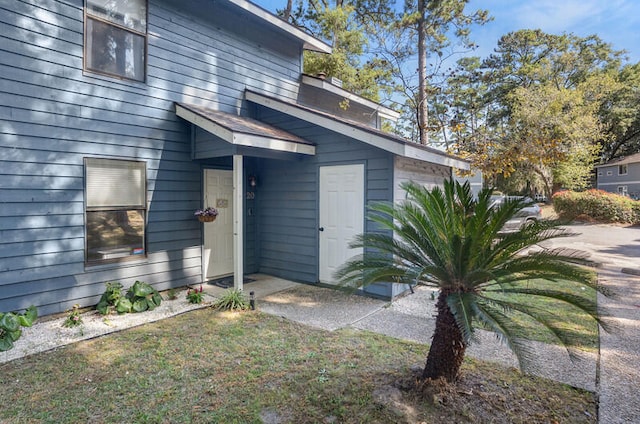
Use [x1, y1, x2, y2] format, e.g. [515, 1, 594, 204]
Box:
[0, 288, 210, 365]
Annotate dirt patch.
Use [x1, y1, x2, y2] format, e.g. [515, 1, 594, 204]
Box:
[394, 364, 596, 424]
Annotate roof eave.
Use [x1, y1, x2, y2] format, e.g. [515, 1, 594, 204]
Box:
[301, 74, 400, 121]
[245, 91, 469, 170]
[175, 103, 316, 156]
[227, 0, 332, 54]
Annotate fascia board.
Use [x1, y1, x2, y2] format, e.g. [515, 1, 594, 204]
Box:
[246, 91, 404, 155]
[227, 0, 332, 53]
[301, 75, 400, 120]
[177, 103, 315, 155]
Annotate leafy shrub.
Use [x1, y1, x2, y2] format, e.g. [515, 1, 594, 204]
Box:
[553, 189, 640, 224]
[0, 305, 37, 351]
[96, 281, 162, 314]
[212, 289, 250, 311]
[125, 281, 162, 312]
[96, 282, 127, 315]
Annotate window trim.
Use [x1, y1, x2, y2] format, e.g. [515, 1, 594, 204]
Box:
[83, 0, 149, 82]
[618, 185, 628, 196]
[618, 164, 628, 176]
[84, 157, 148, 266]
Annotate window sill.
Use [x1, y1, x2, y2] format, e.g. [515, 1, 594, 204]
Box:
[84, 255, 148, 271]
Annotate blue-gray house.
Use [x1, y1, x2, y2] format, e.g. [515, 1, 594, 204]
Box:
[1, 0, 469, 316]
[595, 152, 640, 199]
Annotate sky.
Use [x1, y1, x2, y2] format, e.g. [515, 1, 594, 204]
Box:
[468, 0, 640, 63]
[255, 0, 640, 64]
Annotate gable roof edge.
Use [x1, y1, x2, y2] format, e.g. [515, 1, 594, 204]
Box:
[245, 90, 469, 170]
[301, 74, 399, 121]
[227, 0, 332, 53]
[595, 152, 640, 167]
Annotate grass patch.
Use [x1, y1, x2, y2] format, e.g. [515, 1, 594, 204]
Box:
[0, 309, 595, 423]
[484, 279, 599, 351]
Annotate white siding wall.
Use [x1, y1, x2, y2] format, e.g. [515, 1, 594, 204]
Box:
[393, 157, 451, 203]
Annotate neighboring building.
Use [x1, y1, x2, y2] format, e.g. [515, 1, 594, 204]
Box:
[1, 0, 468, 315]
[595, 153, 640, 199]
[454, 170, 483, 198]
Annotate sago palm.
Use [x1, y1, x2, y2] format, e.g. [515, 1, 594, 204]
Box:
[336, 179, 611, 382]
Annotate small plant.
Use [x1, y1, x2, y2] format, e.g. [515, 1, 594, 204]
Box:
[62, 304, 83, 328]
[166, 288, 178, 300]
[194, 207, 219, 217]
[125, 281, 163, 313]
[96, 281, 127, 315]
[0, 305, 37, 352]
[212, 289, 250, 311]
[186, 285, 205, 304]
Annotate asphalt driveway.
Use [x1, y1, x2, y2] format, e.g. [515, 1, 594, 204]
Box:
[540, 223, 640, 270]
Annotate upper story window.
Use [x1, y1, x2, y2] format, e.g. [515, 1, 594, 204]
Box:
[84, 0, 147, 81]
[619, 164, 628, 175]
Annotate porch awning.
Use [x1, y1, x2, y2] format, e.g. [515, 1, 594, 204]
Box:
[175, 103, 316, 156]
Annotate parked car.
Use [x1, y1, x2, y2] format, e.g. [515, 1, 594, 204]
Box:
[490, 195, 542, 232]
[534, 193, 548, 203]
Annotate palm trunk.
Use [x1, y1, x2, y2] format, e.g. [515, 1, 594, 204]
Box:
[421, 290, 467, 382]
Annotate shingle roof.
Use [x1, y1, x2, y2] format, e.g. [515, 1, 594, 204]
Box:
[596, 152, 640, 167]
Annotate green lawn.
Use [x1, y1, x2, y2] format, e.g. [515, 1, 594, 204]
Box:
[483, 278, 600, 351]
[0, 308, 596, 423]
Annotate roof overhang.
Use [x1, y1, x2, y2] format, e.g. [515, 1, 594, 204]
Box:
[226, 0, 332, 54]
[301, 74, 400, 121]
[594, 152, 640, 167]
[175, 103, 316, 156]
[245, 91, 469, 170]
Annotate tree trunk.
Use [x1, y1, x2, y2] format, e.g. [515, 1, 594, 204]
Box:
[283, 0, 292, 21]
[417, 0, 428, 145]
[532, 164, 553, 202]
[421, 290, 467, 382]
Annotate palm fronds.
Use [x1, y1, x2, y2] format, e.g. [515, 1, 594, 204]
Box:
[335, 178, 613, 380]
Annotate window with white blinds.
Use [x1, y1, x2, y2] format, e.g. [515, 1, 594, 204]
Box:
[84, 158, 146, 264]
[86, 158, 145, 208]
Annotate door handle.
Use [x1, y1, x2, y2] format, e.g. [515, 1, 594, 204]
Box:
[319, 227, 324, 232]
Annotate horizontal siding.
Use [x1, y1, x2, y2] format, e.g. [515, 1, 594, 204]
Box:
[254, 108, 395, 298]
[597, 163, 640, 198]
[393, 157, 450, 203]
[0, 248, 203, 316]
[0, 0, 305, 314]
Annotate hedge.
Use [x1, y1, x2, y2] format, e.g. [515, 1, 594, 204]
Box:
[552, 189, 640, 224]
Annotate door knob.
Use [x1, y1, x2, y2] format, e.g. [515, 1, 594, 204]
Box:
[319, 227, 324, 232]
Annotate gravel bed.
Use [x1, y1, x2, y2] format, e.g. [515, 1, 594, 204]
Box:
[0, 288, 210, 365]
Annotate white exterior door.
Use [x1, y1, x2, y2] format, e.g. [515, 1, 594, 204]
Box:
[203, 169, 234, 280]
[319, 164, 364, 284]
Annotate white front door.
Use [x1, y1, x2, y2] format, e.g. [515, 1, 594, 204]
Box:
[319, 164, 365, 284]
[203, 169, 234, 280]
